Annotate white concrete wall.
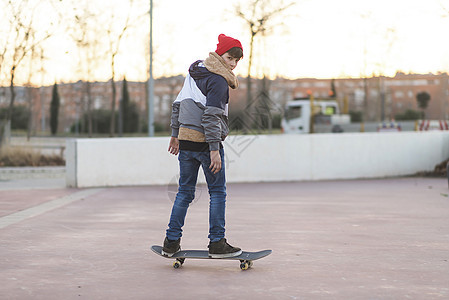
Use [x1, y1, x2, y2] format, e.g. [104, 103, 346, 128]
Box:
[66, 131, 449, 188]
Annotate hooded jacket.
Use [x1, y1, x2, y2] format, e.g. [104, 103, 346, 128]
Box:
[170, 59, 232, 152]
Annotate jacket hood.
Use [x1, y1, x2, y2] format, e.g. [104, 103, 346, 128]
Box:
[189, 60, 210, 80]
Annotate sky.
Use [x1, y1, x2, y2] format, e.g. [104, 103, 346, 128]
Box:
[3, 0, 449, 85]
[134, 0, 449, 80]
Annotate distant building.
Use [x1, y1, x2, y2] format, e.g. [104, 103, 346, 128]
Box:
[1, 72, 448, 133]
[285, 73, 449, 121]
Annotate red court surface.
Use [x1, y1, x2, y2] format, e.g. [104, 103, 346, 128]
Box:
[1, 177, 448, 299]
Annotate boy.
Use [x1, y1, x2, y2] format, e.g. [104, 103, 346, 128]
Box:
[162, 34, 243, 258]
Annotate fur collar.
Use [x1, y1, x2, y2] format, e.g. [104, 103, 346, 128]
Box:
[203, 52, 239, 89]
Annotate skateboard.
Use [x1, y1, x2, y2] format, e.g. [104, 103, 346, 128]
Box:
[151, 245, 272, 270]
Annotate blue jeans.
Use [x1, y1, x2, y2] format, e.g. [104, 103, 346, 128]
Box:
[166, 149, 226, 243]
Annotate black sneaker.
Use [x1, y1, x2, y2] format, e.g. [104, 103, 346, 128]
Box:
[162, 237, 181, 257]
[208, 238, 242, 258]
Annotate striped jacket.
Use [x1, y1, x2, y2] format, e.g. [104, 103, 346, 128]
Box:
[170, 60, 230, 151]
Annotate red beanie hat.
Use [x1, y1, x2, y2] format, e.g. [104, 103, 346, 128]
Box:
[215, 34, 243, 56]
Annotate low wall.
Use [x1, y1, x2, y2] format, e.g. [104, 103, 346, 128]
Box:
[66, 132, 449, 188]
[0, 166, 65, 180]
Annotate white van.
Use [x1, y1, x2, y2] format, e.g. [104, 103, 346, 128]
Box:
[281, 98, 350, 134]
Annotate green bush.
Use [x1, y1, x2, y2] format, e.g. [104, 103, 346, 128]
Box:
[349, 110, 363, 122]
[0, 106, 30, 130]
[122, 102, 140, 133]
[141, 121, 167, 133]
[71, 109, 117, 134]
[395, 109, 422, 121]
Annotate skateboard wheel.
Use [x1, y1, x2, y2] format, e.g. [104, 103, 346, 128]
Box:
[240, 262, 249, 270]
[173, 261, 182, 269]
[248, 261, 253, 268]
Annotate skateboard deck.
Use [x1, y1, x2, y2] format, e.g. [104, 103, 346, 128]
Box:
[151, 245, 272, 270]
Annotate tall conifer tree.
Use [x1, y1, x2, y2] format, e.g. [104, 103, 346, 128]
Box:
[50, 83, 60, 135]
[121, 78, 131, 133]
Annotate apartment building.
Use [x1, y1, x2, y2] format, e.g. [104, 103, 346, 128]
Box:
[1, 72, 448, 133]
[288, 73, 449, 121]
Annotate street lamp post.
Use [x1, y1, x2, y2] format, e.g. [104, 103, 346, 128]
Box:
[148, 0, 155, 137]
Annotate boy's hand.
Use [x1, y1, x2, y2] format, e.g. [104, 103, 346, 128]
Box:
[209, 150, 221, 174]
[168, 137, 179, 155]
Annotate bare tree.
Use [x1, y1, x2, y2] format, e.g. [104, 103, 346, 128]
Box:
[359, 9, 398, 122]
[67, 1, 104, 137]
[0, 2, 13, 86]
[104, 1, 135, 137]
[234, 0, 294, 131]
[63, 0, 144, 137]
[0, 0, 55, 146]
[359, 11, 373, 122]
[0, 1, 14, 145]
[25, 42, 43, 140]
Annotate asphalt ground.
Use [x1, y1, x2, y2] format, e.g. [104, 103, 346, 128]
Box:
[0, 177, 448, 299]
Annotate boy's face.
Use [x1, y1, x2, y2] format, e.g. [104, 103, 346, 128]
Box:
[221, 52, 240, 70]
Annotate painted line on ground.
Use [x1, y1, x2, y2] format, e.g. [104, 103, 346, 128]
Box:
[0, 188, 103, 229]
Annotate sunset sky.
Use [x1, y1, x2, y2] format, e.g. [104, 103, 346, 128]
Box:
[2, 0, 449, 85]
